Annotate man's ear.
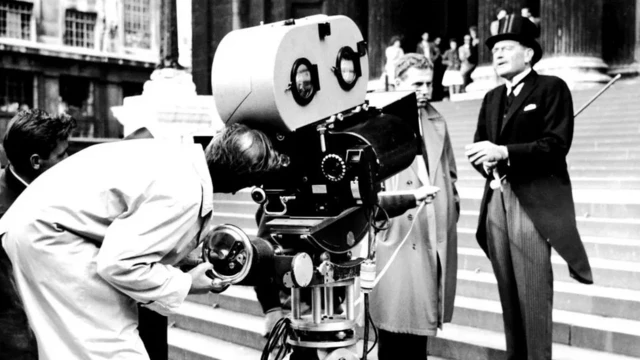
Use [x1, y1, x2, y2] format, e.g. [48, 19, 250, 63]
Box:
[29, 154, 41, 171]
[394, 77, 402, 89]
[524, 47, 534, 65]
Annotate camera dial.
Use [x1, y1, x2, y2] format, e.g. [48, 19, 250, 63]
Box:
[321, 154, 346, 182]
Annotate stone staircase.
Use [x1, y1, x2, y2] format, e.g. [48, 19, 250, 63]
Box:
[168, 79, 640, 360]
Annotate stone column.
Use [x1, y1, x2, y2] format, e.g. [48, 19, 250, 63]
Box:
[38, 0, 61, 44]
[159, 0, 180, 68]
[536, 0, 610, 86]
[367, 0, 397, 80]
[636, 0, 640, 66]
[41, 75, 60, 115]
[602, 0, 638, 75]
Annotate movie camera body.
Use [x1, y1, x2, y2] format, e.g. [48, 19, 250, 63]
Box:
[204, 15, 420, 359]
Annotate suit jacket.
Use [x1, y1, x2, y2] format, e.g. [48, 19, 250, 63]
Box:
[0, 167, 37, 359]
[371, 104, 459, 335]
[472, 70, 593, 284]
[416, 41, 441, 63]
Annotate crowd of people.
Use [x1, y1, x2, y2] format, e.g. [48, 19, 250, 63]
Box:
[384, 7, 540, 100]
[0, 9, 589, 360]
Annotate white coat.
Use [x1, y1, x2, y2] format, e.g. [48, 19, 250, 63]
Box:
[0, 140, 214, 360]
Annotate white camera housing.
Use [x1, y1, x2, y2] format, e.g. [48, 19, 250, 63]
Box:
[211, 15, 369, 133]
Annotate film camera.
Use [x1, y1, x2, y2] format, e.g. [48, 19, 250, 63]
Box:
[203, 15, 421, 360]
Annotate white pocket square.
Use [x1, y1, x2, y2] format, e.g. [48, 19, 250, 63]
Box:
[524, 104, 537, 111]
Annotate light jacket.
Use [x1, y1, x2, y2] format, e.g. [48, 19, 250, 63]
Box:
[371, 104, 459, 335]
[0, 139, 214, 360]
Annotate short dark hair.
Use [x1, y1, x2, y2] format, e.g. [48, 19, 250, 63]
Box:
[3, 109, 76, 173]
[389, 35, 403, 46]
[395, 53, 433, 81]
[205, 123, 284, 187]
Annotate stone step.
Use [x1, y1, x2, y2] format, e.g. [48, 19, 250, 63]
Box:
[458, 188, 640, 219]
[456, 167, 640, 178]
[456, 177, 640, 189]
[456, 269, 640, 322]
[454, 152, 640, 166]
[461, 209, 640, 239]
[449, 130, 640, 142]
[168, 327, 261, 360]
[213, 200, 260, 217]
[214, 189, 254, 202]
[567, 163, 640, 171]
[453, 296, 640, 357]
[214, 188, 640, 218]
[457, 247, 640, 290]
[449, 133, 640, 146]
[445, 116, 640, 127]
[454, 147, 640, 158]
[217, 210, 640, 242]
[212, 212, 256, 232]
[457, 228, 640, 263]
[187, 288, 264, 318]
[169, 301, 267, 351]
[430, 323, 639, 360]
[170, 295, 640, 360]
[169, 301, 386, 360]
[196, 272, 640, 329]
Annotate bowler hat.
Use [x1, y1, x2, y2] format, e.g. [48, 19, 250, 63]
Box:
[486, 14, 542, 65]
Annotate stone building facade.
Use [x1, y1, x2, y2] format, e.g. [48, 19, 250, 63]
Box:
[0, 0, 161, 138]
[192, 0, 640, 94]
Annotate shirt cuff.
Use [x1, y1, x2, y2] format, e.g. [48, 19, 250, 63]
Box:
[499, 145, 510, 166]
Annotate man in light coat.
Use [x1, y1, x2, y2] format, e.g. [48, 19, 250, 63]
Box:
[371, 53, 460, 359]
[0, 109, 76, 360]
[0, 123, 284, 360]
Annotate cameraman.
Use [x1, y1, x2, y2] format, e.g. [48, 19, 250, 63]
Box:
[371, 53, 459, 360]
[0, 123, 284, 360]
[0, 109, 76, 360]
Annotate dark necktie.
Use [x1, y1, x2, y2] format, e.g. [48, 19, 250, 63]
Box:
[499, 82, 521, 131]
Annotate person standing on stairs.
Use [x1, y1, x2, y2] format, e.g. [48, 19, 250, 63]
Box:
[371, 53, 460, 360]
[465, 15, 593, 360]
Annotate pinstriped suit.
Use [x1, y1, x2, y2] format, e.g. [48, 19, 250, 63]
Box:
[471, 70, 593, 359]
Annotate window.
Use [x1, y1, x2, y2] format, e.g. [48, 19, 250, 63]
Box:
[64, 9, 97, 48]
[0, 1, 33, 40]
[124, 0, 151, 49]
[0, 70, 33, 113]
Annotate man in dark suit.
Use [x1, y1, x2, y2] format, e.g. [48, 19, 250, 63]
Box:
[0, 109, 76, 359]
[465, 15, 593, 360]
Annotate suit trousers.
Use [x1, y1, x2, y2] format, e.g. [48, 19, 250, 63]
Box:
[486, 182, 553, 360]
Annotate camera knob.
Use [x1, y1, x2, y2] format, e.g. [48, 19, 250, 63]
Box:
[251, 187, 267, 204]
[321, 154, 346, 182]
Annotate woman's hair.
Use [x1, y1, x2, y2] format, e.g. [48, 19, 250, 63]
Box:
[389, 35, 403, 46]
[3, 109, 76, 173]
[205, 123, 285, 188]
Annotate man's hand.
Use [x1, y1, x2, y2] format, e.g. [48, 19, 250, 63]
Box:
[465, 141, 508, 166]
[413, 185, 440, 205]
[177, 246, 204, 272]
[483, 160, 498, 175]
[188, 262, 231, 294]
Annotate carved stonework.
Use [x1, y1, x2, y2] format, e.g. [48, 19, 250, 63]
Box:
[158, 0, 182, 69]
